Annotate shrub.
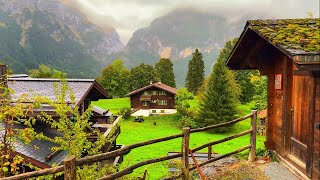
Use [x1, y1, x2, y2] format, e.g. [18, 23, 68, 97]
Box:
[119, 107, 132, 119]
[178, 116, 196, 128]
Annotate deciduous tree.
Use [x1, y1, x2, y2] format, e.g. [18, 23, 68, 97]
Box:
[98, 60, 130, 98]
[129, 63, 156, 90]
[155, 58, 176, 87]
[28, 64, 66, 78]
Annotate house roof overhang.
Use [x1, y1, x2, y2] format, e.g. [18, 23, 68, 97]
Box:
[227, 19, 320, 71]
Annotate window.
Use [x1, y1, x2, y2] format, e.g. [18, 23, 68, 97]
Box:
[142, 101, 148, 106]
[152, 110, 157, 113]
[159, 91, 166, 95]
[152, 91, 158, 95]
[151, 100, 157, 103]
[143, 91, 149, 95]
[158, 100, 167, 106]
[161, 110, 165, 113]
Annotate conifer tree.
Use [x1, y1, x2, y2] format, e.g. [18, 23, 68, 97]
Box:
[129, 63, 156, 90]
[197, 39, 240, 132]
[155, 58, 176, 87]
[185, 49, 204, 94]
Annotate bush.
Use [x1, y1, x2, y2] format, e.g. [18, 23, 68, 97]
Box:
[119, 107, 132, 119]
[178, 116, 196, 128]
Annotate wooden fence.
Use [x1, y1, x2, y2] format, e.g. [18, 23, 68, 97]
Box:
[2, 110, 257, 180]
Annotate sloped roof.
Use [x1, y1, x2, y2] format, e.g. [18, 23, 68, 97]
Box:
[8, 78, 108, 106]
[227, 18, 320, 70]
[126, 82, 177, 96]
[249, 18, 319, 55]
[0, 123, 67, 168]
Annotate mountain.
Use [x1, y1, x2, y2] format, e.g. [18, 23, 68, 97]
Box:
[0, 0, 124, 78]
[107, 8, 248, 87]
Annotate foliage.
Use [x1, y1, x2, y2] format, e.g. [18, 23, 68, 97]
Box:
[174, 88, 197, 125]
[234, 70, 258, 103]
[250, 73, 267, 110]
[185, 49, 205, 94]
[197, 39, 240, 132]
[0, 73, 38, 177]
[28, 64, 66, 78]
[97, 60, 130, 98]
[155, 58, 176, 87]
[129, 63, 156, 91]
[119, 107, 132, 119]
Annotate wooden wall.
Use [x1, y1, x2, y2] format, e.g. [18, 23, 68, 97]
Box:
[314, 77, 320, 176]
[130, 87, 176, 110]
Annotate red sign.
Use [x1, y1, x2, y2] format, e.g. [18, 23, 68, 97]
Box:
[275, 74, 282, 90]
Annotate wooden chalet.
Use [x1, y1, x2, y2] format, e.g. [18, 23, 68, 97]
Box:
[0, 65, 122, 170]
[227, 19, 319, 179]
[126, 82, 177, 116]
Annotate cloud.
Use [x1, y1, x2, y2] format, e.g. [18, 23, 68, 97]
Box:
[73, 0, 319, 44]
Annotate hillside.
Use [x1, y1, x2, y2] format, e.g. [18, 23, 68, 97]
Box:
[106, 8, 249, 86]
[0, 0, 123, 78]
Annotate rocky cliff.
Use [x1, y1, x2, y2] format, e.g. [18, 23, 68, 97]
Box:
[0, 0, 124, 77]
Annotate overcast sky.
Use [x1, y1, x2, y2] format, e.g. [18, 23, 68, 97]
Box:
[74, 0, 319, 44]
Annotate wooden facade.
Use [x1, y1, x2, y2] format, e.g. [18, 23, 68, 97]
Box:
[127, 82, 177, 110]
[227, 19, 319, 179]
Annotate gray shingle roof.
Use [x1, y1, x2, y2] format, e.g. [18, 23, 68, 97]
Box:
[8, 78, 94, 105]
[0, 123, 67, 167]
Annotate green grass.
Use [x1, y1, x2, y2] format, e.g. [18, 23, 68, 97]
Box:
[93, 99, 264, 179]
[92, 98, 130, 114]
[117, 114, 265, 179]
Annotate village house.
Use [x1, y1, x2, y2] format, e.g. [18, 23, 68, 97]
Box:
[227, 19, 319, 179]
[0, 65, 122, 170]
[126, 82, 177, 116]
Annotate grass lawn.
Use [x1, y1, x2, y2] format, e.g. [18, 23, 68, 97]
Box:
[92, 98, 130, 115]
[94, 99, 265, 179]
[116, 106, 265, 179]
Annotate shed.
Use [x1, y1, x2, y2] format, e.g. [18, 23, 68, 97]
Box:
[227, 18, 319, 179]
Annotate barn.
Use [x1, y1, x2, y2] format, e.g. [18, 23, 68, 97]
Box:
[227, 19, 319, 179]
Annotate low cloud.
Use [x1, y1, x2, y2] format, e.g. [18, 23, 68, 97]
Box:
[73, 0, 319, 44]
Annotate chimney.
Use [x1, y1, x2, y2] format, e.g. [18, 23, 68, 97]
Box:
[150, 81, 153, 85]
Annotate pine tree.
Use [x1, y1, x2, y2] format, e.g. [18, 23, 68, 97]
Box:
[197, 39, 240, 132]
[155, 58, 176, 87]
[185, 49, 205, 94]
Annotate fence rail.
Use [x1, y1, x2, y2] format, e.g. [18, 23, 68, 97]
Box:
[2, 110, 257, 180]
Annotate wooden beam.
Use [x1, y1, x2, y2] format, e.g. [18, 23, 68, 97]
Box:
[240, 39, 265, 69]
[249, 110, 257, 162]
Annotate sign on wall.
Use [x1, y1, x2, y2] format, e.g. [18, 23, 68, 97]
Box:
[275, 74, 282, 90]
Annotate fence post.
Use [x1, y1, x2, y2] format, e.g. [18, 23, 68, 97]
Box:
[208, 146, 212, 160]
[249, 110, 257, 162]
[182, 127, 190, 180]
[64, 156, 76, 180]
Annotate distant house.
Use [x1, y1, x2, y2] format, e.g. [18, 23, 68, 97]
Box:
[0, 66, 122, 170]
[126, 82, 177, 116]
[227, 19, 319, 179]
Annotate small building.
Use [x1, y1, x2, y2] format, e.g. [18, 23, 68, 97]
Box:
[126, 82, 177, 116]
[1, 67, 122, 170]
[227, 19, 319, 179]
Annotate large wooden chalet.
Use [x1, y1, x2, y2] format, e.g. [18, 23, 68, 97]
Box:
[227, 19, 319, 179]
[0, 65, 122, 169]
[127, 82, 177, 116]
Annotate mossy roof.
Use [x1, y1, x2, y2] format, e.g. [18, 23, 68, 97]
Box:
[248, 18, 320, 55]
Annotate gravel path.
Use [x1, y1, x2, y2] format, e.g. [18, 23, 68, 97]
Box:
[263, 162, 299, 180]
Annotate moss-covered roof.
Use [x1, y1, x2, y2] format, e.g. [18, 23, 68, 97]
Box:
[248, 18, 320, 55]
